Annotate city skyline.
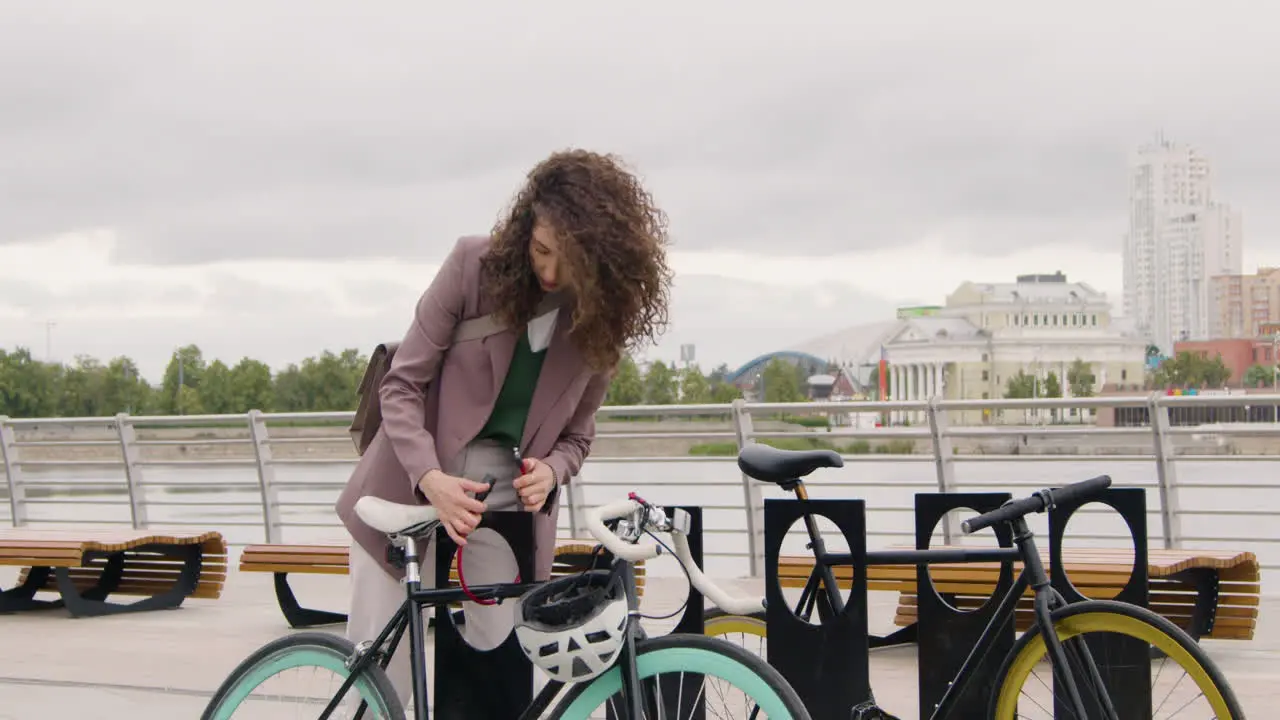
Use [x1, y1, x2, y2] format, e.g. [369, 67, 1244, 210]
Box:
[3, 4, 1280, 380]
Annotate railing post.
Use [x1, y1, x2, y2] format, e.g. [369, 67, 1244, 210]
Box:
[926, 398, 958, 543]
[1149, 394, 1182, 549]
[247, 410, 283, 543]
[730, 399, 765, 577]
[115, 413, 148, 528]
[0, 416, 28, 527]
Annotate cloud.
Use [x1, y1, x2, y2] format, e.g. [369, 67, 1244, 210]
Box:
[4, 1, 1280, 388]
[1, 1, 1277, 268]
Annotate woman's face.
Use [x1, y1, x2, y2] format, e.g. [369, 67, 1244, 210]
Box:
[529, 219, 567, 293]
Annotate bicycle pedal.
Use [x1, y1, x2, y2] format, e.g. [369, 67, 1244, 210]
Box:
[850, 701, 902, 720]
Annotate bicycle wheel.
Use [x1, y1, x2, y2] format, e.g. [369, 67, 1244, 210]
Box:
[548, 632, 810, 719]
[990, 599, 1245, 719]
[703, 607, 768, 659]
[201, 631, 403, 719]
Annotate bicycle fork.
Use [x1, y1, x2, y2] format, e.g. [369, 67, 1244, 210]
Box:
[616, 558, 648, 719]
[1014, 519, 1115, 720]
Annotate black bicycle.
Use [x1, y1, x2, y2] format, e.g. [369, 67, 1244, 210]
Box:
[701, 442, 1245, 719]
[201, 490, 812, 719]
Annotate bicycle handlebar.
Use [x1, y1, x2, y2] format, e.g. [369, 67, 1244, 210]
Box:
[961, 475, 1112, 535]
[583, 498, 765, 616]
[584, 498, 659, 561]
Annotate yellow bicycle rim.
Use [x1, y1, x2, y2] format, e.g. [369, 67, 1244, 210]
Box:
[704, 613, 768, 638]
[994, 611, 1232, 719]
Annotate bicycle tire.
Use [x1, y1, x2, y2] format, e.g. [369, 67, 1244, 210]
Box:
[989, 599, 1245, 719]
[547, 632, 811, 719]
[201, 631, 403, 720]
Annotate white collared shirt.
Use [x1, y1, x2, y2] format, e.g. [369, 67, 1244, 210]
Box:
[527, 306, 559, 353]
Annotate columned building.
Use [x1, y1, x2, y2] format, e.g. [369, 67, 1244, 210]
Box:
[792, 272, 1149, 425]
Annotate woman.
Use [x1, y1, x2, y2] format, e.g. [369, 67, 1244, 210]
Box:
[334, 148, 672, 708]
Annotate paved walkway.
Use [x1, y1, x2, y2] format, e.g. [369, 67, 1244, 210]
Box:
[0, 562, 1275, 718]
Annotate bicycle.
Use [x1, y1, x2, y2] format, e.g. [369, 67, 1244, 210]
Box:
[201, 490, 811, 719]
[704, 442, 1245, 719]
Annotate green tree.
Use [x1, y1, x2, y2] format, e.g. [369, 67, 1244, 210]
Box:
[162, 344, 206, 414]
[760, 358, 805, 402]
[1003, 369, 1039, 399]
[57, 355, 107, 417]
[273, 364, 308, 412]
[295, 349, 367, 411]
[678, 365, 712, 403]
[604, 355, 644, 406]
[792, 361, 813, 394]
[0, 348, 61, 417]
[101, 356, 150, 414]
[1244, 363, 1274, 388]
[710, 381, 741, 403]
[1067, 358, 1096, 397]
[867, 364, 888, 399]
[176, 385, 204, 415]
[707, 363, 731, 386]
[1152, 351, 1231, 389]
[230, 358, 275, 412]
[199, 360, 236, 414]
[643, 360, 678, 405]
[1042, 371, 1062, 399]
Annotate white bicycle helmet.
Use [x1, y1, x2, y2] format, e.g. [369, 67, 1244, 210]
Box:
[513, 564, 629, 683]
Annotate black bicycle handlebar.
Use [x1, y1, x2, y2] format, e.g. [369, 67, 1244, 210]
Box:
[961, 475, 1112, 535]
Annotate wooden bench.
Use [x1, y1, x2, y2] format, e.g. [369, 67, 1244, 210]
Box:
[240, 539, 648, 628]
[0, 528, 227, 617]
[778, 546, 1261, 646]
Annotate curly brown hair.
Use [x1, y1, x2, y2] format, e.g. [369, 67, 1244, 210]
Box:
[479, 149, 673, 371]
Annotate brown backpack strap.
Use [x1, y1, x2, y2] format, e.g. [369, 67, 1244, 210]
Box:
[349, 341, 400, 454]
[348, 293, 565, 454]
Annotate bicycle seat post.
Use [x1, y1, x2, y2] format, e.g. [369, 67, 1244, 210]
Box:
[393, 531, 430, 716]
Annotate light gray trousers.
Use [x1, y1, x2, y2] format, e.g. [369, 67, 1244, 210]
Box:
[345, 438, 523, 710]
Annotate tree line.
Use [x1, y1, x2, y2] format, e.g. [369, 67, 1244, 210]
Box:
[1002, 358, 1098, 399]
[0, 344, 802, 419]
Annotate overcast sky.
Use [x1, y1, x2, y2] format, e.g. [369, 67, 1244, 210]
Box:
[3, 1, 1278, 382]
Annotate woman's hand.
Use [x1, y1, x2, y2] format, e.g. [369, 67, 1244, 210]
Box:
[417, 469, 489, 546]
[513, 458, 556, 512]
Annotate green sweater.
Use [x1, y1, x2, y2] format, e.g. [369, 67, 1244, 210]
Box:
[476, 332, 548, 449]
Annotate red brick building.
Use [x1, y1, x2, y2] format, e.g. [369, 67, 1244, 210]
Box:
[1173, 337, 1279, 386]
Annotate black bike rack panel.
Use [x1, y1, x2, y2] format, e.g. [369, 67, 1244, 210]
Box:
[765, 498, 872, 718]
[664, 504, 707, 638]
[1048, 486, 1150, 719]
[607, 504, 707, 720]
[913, 492, 1015, 719]
[433, 510, 536, 720]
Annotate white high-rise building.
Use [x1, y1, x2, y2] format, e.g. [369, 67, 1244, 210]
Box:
[1123, 136, 1243, 352]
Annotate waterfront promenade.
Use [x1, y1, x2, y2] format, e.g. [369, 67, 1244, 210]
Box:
[1, 555, 1276, 719]
[3, 396, 1279, 716]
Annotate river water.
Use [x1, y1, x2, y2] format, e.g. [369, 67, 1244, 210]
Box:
[4, 456, 1277, 578]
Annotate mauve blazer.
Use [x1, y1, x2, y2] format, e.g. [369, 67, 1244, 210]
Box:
[334, 234, 612, 580]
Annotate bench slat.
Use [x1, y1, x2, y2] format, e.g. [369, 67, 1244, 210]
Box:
[242, 552, 350, 566]
[240, 563, 350, 575]
[0, 529, 224, 549]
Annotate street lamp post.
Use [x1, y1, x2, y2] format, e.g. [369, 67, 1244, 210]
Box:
[1272, 335, 1278, 390]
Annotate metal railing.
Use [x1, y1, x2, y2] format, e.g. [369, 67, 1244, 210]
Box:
[2, 393, 1278, 585]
